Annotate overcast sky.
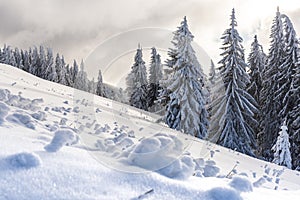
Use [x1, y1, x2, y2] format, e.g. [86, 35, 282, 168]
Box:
[0, 0, 299, 81]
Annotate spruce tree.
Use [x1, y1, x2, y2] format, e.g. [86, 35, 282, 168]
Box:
[14, 48, 24, 70]
[259, 8, 285, 160]
[164, 16, 208, 138]
[272, 121, 292, 169]
[147, 47, 163, 110]
[45, 48, 57, 82]
[29, 47, 39, 76]
[209, 9, 257, 156]
[208, 59, 216, 85]
[37, 45, 46, 78]
[74, 60, 88, 91]
[247, 35, 265, 142]
[276, 15, 299, 126]
[22, 50, 30, 72]
[280, 15, 300, 170]
[96, 69, 106, 97]
[126, 45, 148, 111]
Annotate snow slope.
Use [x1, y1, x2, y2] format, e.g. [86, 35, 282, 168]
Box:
[0, 63, 299, 199]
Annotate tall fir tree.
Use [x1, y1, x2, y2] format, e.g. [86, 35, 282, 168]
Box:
[247, 35, 266, 143]
[45, 48, 57, 82]
[209, 9, 258, 156]
[147, 47, 163, 110]
[29, 47, 39, 76]
[96, 69, 106, 97]
[208, 59, 216, 85]
[164, 16, 208, 138]
[259, 7, 285, 160]
[278, 15, 300, 170]
[14, 48, 24, 70]
[126, 45, 148, 111]
[22, 50, 30, 72]
[272, 121, 292, 169]
[74, 60, 88, 91]
[37, 45, 46, 78]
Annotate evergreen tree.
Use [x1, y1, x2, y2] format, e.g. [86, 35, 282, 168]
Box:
[22, 50, 30, 72]
[71, 60, 79, 85]
[276, 15, 299, 126]
[88, 78, 96, 94]
[208, 59, 216, 85]
[96, 69, 106, 97]
[37, 45, 46, 78]
[74, 60, 88, 91]
[282, 16, 300, 170]
[14, 48, 24, 70]
[126, 45, 148, 111]
[272, 121, 292, 169]
[164, 16, 208, 138]
[147, 47, 163, 110]
[209, 9, 258, 156]
[65, 64, 73, 87]
[259, 8, 285, 159]
[247, 35, 265, 142]
[45, 48, 57, 82]
[29, 47, 39, 76]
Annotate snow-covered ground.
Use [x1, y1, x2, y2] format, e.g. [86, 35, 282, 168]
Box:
[0, 63, 299, 199]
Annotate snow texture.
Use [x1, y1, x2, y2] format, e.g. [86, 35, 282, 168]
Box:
[204, 187, 242, 200]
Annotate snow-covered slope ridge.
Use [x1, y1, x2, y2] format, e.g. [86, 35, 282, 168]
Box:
[0, 64, 299, 199]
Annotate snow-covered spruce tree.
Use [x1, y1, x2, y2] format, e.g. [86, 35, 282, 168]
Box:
[208, 59, 216, 85]
[29, 47, 39, 76]
[45, 48, 57, 82]
[37, 45, 47, 78]
[74, 60, 89, 92]
[258, 8, 285, 160]
[126, 45, 148, 111]
[272, 121, 292, 169]
[164, 16, 208, 138]
[209, 9, 258, 156]
[22, 50, 30, 72]
[54, 54, 68, 85]
[247, 35, 265, 104]
[88, 78, 96, 94]
[287, 35, 300, 170]
[65, 64, 73, 87]
[14, 48, 24, 70]
[96, 69, 106, 97]
[246, 35, 266, 142]
[71, 60, 79, 85]
[276, 15, 299, 127]
[147, 47, 163, 110]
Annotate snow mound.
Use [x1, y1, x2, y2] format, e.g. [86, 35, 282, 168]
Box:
[6, 113, 35, 129]
[44, 129, 78, 152]
[203, 160, 220, 177]
[229, 176, 253, 192]
[205, 187, 242, 200]
[126, 133, 195, 179]
[157, 154, 195, 179]
[6, 152, 42, 169]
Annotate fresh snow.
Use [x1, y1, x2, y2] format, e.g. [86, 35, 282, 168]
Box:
[0, 63, 299, 199]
